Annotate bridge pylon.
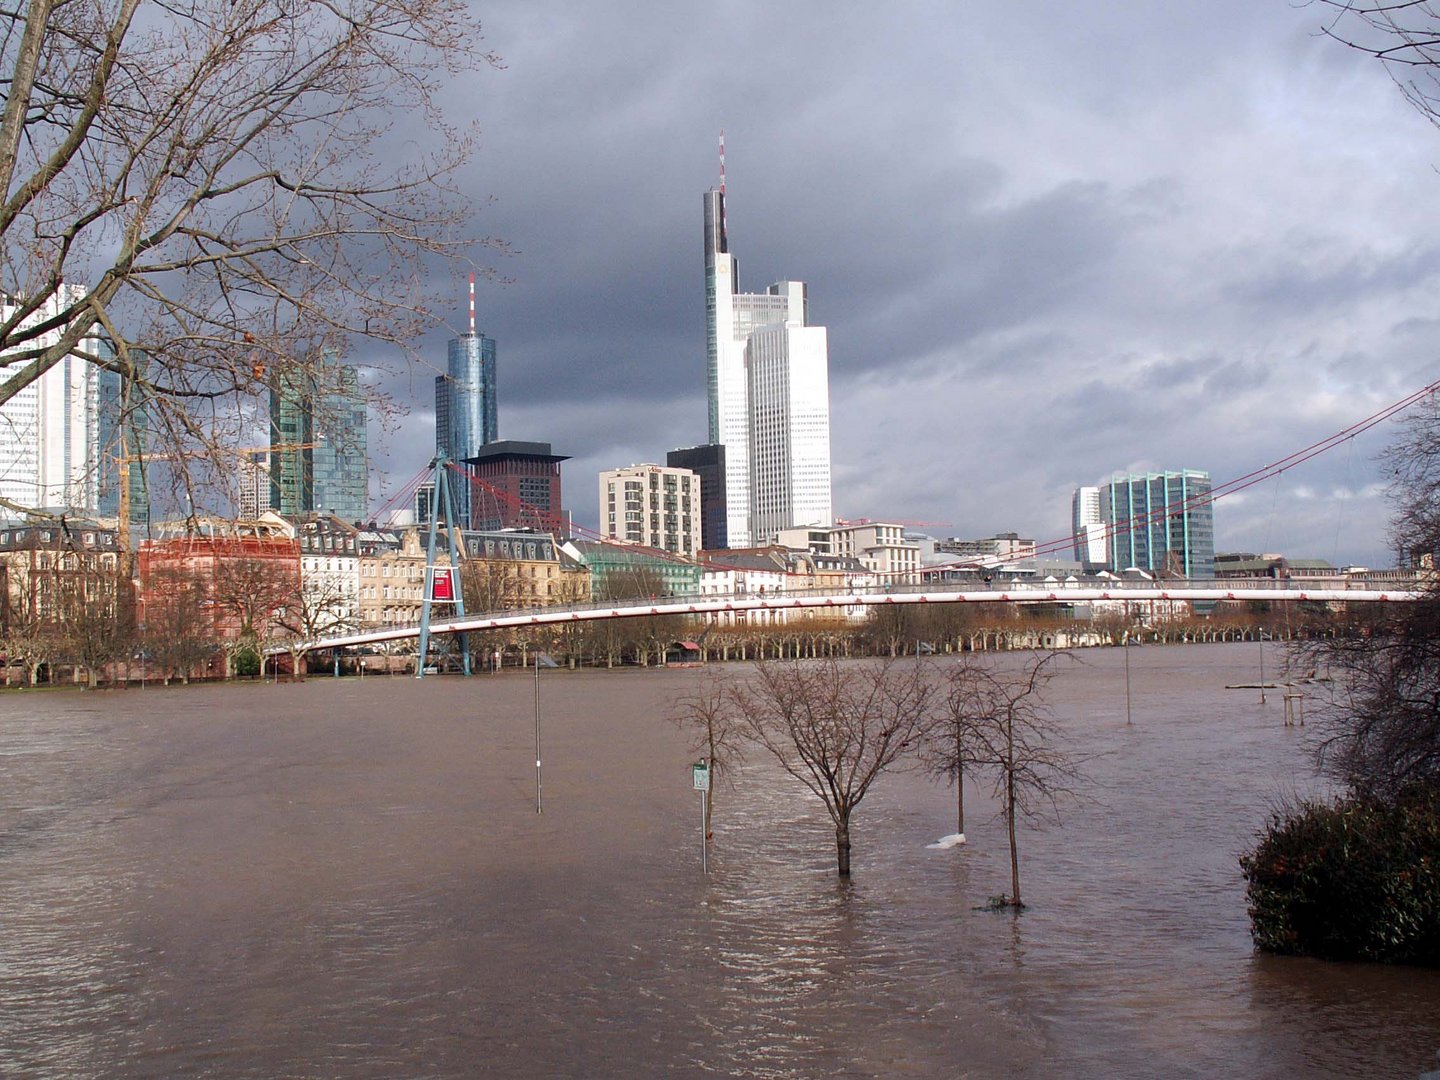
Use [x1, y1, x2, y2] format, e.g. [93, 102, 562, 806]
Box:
[417, 454, 471, 678]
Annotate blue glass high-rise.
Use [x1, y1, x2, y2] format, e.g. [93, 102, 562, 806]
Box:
[435, 329, 497, 526]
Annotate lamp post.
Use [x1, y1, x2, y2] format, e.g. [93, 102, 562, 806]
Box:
[533, 650, 559, 813]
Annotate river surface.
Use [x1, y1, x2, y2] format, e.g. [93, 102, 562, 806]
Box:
[1, 643, 1438, 1078]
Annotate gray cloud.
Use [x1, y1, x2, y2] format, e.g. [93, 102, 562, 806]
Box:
[359, 1, 1440, 567]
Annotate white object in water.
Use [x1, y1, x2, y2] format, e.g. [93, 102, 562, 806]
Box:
[926, 833, 966, 849]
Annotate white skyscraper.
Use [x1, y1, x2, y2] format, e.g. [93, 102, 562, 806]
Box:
[747, 317, 832, 542]
[704, 166, 832, 547]
[0, 284, 104, 514]
[1072, 485, 1108, 565]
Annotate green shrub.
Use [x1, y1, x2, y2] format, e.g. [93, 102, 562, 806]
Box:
[232, 643, 261, 678]
[1240, 788, 1440, 965]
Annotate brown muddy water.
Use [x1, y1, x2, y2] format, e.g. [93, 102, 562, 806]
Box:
[1, 643, 1437, 1079]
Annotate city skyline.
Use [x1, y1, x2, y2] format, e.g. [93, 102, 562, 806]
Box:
[352, 1, 1439, 569]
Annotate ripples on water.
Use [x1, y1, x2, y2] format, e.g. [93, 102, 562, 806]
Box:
[1, 648, 1438, 1078]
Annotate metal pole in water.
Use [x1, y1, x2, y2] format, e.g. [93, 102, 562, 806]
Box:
[534, 658, 542, 814]
[1124, 631, 1133, 726]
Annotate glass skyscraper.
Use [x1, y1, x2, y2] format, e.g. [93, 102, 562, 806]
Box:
[435, 328, 498, 527]
[1100, 470, 1214, 579]
[270, 358, 368, 523]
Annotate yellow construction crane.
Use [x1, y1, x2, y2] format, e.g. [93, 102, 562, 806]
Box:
[116, 442, 322, 553]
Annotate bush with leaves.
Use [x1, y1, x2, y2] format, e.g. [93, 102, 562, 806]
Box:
[1240, 788, 1440, 965]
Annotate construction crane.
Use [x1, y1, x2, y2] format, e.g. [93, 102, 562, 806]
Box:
[116, 442, 322, 553]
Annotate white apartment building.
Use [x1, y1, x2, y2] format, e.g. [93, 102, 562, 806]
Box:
[598, 463, 701, 558]
[774, 520, 922, 584]
[1071, 485, 1108, 565]
[0, 284, 105, 513]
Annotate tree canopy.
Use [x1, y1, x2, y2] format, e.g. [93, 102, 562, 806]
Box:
[0, 0, 497, 516]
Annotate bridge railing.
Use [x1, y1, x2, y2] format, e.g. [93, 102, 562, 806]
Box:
[415, 575, 1406, 632]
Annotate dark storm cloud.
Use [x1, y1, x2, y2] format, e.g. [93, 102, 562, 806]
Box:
[362, 1, 1440, 563]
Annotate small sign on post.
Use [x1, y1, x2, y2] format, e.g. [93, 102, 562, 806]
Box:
[693, 759, 710, 874]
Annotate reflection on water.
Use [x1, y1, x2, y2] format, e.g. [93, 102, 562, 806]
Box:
[0, 646, 1437, 1079]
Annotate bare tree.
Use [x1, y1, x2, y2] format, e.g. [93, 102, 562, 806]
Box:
[729, 659, 936, 877]
[143, 565, 214, 683]
[921, 663, 989, 839]
[57, 561, 134, 688]
[959, 652, 1082, 909]
[210, 555, 299, 673]
[1299, 400, 1440, 797]
[668, 672, 748, 840]
[0, 0, 499, 518]
[272, 567, 358, 676]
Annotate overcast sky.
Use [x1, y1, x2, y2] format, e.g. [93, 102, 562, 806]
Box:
[362, 1, 1440, 567]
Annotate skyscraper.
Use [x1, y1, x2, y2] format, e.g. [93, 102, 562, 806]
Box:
[269, 357, 368, 523]
[1100, 470, 1214, 579]
[703, 148, 832, 547]
[436, 276, 498, 526]
[0, 284, 105, 514]
[1071, 485, 1107, 566]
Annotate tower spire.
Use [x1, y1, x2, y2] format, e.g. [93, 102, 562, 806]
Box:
[718, 129, 726, 195]
[468, 272, 475, 334]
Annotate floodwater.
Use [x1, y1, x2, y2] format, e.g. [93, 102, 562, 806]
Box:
[1, 644, 1437, 1079]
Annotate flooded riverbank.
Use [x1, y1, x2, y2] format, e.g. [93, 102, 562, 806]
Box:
[1, 644, 1437, 1078]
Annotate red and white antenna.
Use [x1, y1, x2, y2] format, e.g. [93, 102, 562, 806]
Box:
[468, 272, 475, 334]
[718, 129, 726, 195]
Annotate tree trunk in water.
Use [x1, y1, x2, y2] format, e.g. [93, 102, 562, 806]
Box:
[1007, 770, 1020, 906]
[956, 760, 965, 835]
[835, 817, 852, 876]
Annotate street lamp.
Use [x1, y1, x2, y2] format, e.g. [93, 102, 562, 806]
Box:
[533, 650, 559, 813]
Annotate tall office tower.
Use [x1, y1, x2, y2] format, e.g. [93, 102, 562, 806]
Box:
[0, 284, 105, 513]
[1100, 470, 1214, 579]
[667, 443, 727, 551]
[704, 147, 832, 547]
[599, 463, 701, 558]
[747, 317, 832, 543]
[1071, 485, 1107, 566]
[270, 358, 369, 522]
[435, 276, 498, 524]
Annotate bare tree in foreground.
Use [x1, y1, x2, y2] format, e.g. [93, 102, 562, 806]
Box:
[1298, 399, 1440, 797]
[922, 663, 989, 839]
[957, 652, 1081, 909]
[0, 0, 498, 518]
[729, 659, 936, 877]
[669, 672, 748, 840]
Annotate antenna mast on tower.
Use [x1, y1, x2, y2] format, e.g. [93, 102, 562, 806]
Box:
[718, 129, 727, 238]
[468, 272, 476, 334]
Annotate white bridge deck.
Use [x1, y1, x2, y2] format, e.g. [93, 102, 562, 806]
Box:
[288, 579, 1422, 656]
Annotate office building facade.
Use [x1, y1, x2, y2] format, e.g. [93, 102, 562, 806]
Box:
[1071, 485, 1108, 566]
[1100, 470, 1214, 579]
[666, 443, 727, 551]
[464, 440, 568, 532]
[270, 359, 368, 523]
[599, 463, 701, 558]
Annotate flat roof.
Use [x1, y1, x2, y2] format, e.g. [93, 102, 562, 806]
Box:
[463, 440, 570, 465]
